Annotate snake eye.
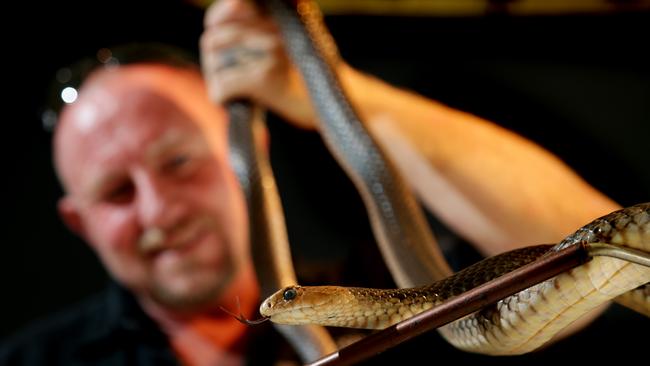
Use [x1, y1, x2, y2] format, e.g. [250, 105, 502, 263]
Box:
[283, 288, 297, 301]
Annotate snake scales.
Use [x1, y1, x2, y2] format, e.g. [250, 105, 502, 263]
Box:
[228, 0, 650, 358]
[261, 203, 650, 354]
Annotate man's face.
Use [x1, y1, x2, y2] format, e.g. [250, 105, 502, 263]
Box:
[54, 65, 249, 311]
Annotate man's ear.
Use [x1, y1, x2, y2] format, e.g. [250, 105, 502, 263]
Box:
[58, 196, 86, 238]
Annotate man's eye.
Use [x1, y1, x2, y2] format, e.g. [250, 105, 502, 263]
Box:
[163, 154, 201, 177]
[165, 154, 190, 171]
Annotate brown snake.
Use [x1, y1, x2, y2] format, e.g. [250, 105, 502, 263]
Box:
[228, 0, 650, 358]
[260, 203, 650, 354]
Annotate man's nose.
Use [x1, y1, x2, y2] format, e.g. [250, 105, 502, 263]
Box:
[135, 173, 185, 228]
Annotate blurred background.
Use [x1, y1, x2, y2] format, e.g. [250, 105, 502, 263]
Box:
[4, 0, 649, 361]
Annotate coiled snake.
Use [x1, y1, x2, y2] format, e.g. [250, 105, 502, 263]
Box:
[227, 0, 650, 360]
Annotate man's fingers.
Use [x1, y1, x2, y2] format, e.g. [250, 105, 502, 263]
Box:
[204, 0, 260, 28]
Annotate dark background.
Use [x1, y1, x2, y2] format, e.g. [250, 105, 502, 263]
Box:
[4, 0, 649, 363]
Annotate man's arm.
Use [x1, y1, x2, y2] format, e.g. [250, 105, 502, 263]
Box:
[338, 65, 619, 255]
[201, 0, 618, 257]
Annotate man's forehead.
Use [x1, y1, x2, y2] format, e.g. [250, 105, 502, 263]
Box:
[53, 64, 227, 192]
[60, 65, 198, 133]
[62, 85, 121, 134]
[60, 87, 202, 162]
[81, 128, 200, 193]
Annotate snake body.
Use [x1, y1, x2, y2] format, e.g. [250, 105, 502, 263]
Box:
[261, 203, 650, 354]
[234, 0, 650, 357]
[229, 0, 447, 359]
[228, 101, 337, 362]
[266, 0, 451, 289]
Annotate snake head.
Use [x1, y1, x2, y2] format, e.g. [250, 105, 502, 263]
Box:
[259, 285, 355, 326]
[259, 285, 305, 322]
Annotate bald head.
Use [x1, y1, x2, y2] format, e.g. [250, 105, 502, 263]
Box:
[53, 64, 228, 194]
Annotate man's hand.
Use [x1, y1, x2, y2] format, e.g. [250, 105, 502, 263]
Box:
[200, 0, 318, 129]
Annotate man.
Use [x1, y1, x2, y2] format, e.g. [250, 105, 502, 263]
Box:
[3, 61, 273, 364]
[1, 0, 630, 365]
